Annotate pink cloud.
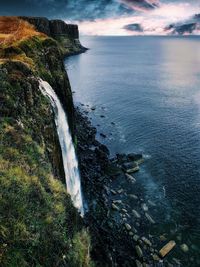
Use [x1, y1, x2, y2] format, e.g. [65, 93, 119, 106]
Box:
[72, 1, 200, 36]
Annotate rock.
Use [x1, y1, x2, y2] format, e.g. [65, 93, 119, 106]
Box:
[180, 243, 189, 253]
[129, 194, 138, 200]
[122, 209, 128, 213]
[129, 231, 134, 236]
[132, 209, 141, 219]
[145, 213, 155, 224]
[160, 234, 167, 241]
[135, 245, 143, 258]
[100, 115, 105, 118]
[112, 203, 119, 211]
[124, 223, 132, 231]
[147, 200, 156, 207]
[135, 260, 143, 267]
[125, 173, 136, 183]
[91, 106, 96, 111]
[128, 153, 144, 164]
[100, 133, 107, 138]
[152, 254, 160, 261]
[141, 237, 152, 246]
[159, 241, 176, 258]
[113, 200, 122, 204]
[117, 189, 124, 194]
[133, 235, 140, 242]
[141, 203, 148, 211]
[122, 162, 139, 173]
[111, 189, 117, 195]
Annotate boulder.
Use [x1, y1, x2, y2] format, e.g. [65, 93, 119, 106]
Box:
[112, 203, 119, 211]
[180, 244, 189, 253]
[145, 213, 155, 224]
[135, 245, 143, 258]
[132, 209, 141, 219]
[159, 241, 176, 258]
[128, 153, 144, 163]
[124, 223, 132, 231]
[122, 162, 139, 173]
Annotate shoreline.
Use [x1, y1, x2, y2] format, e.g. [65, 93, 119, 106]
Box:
[74, 104, 179, 267]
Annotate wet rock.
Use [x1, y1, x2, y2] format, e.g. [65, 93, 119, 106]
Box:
[122, 209, 128, 213]
[152, 254, 160, 261]
[100, 133, 107, 138]
[145, 213, 155, 224]
[135, 260, 143, 267]
[112, 203, 119, 211]
[117, 189, 124, 194]
[111, 189, 117, 195]
[100, 115, 105, 118]
[129, 194, 138, 200]
[125, 173, 136, 183]
[113, 200, 122, 204]
[135, 245, 143, 258]
[124, 223, 132, 231]
[141, 203, 148, 212]
[128, 153, 144, 164]
[147, 200, 156, 207]
[159, 241, 176, 258]
[180, 243, 189, 253]
[132, 209, 141, 219]
[133, 234, 140, 242]
[160, 234, 167, 241]
[141, 237, 152, 246]
[91, 106, 96, 111]
[122, 162, 139, 173]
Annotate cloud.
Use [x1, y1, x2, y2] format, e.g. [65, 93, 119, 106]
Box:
[78, 2, 200, 35]
[123, 23, 143, 32]
[120, 0, 160, 12]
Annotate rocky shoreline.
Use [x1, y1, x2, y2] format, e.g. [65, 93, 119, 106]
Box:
[75, 105, 181, 267]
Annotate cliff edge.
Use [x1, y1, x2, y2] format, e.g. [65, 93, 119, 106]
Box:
[0, 16, 93, 267]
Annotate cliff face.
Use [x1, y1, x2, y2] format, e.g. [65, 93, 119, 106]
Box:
[20, 16, 86, 55]
[20, 16, 79, 39]
[0, 16, 93, 267]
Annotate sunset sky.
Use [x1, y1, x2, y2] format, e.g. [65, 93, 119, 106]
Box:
[1, 0, 200, 35]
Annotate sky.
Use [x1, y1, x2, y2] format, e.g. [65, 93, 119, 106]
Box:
[1, 0, 200, 35]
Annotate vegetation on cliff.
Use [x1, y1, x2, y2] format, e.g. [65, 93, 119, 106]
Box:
[0, 17, 93, 267]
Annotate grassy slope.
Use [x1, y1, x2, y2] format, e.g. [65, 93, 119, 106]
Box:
[0, 17, 94, 267]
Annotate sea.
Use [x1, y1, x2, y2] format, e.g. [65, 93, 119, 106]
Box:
[65, 36, 200, 267]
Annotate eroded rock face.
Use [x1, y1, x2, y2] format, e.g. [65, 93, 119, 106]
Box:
[20, 16, 79, 39]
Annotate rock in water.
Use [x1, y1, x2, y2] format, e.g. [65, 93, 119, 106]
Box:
[125, 223, 132, 231]
[125, 173, 136, 183]
[132, 209, 141, 219]
[122, 162, 139, 173]
[112, 203, 119, 211]
[180, 244, 189, 253]
[145, 213, 155, 224]
[159, 241, 176, 258]
[141, 203, 148, 211]
[135, 245, 143, 258]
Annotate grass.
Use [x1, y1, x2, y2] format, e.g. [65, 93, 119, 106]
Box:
[0, 17, 95, 266]
[0, 17, 45, 47]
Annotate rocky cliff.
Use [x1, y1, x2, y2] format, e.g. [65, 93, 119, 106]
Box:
[20, 16, 86, 56]
[0, 16, 93, 267]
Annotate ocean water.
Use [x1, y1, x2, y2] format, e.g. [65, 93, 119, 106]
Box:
[65, 36, 200, 266]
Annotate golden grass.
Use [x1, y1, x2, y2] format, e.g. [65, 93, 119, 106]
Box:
[0, 17, 46, 46]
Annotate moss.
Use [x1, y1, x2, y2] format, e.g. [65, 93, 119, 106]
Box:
[0, 64, 94, 266]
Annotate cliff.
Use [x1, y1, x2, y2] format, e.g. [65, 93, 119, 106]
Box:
[0, 16, 93, 267]
[20, 16, 86, 56]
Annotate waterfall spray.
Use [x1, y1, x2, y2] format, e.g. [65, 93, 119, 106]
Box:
[39, 79, 84, 216]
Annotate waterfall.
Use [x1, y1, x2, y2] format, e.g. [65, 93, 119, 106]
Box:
[39, 79, 84, 216]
